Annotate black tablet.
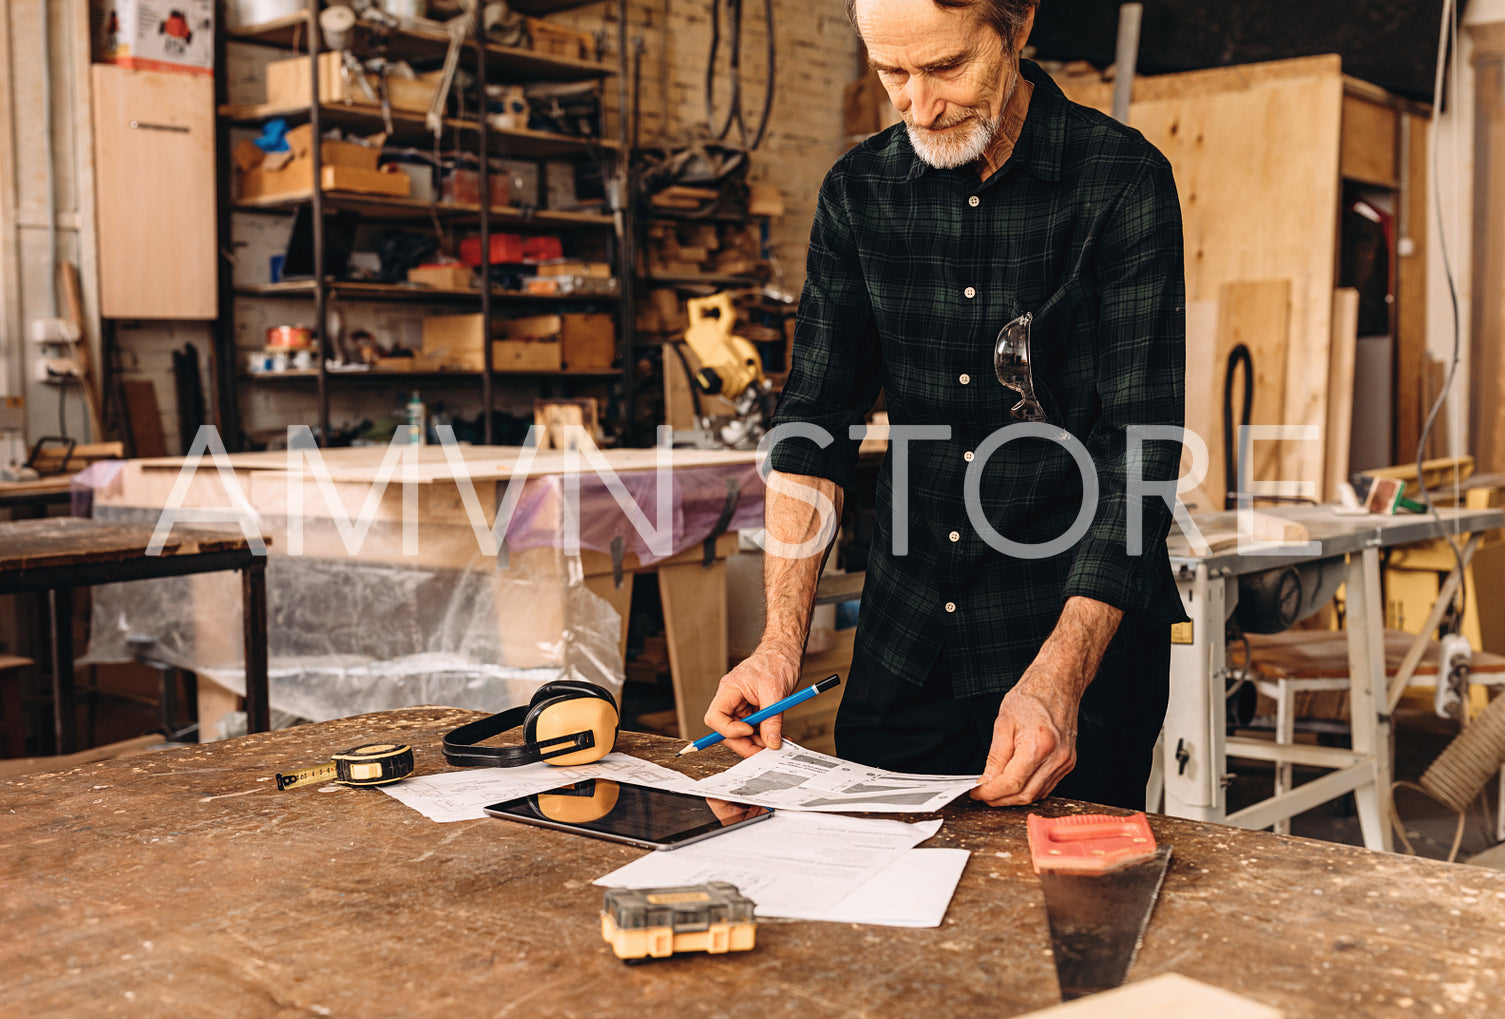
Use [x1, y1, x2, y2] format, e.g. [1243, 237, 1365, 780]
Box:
[483, 779, 773, 851]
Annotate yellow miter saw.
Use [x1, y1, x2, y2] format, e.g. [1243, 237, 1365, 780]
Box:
[675, 293, 775, 449]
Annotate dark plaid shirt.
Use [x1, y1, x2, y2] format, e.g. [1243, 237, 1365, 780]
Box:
[768, 61, 1188, 697]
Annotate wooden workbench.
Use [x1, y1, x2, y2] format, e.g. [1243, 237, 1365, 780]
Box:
[4, 708, 1502, 1017]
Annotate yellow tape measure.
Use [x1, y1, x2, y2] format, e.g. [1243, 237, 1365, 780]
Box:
[275, 743, 415, 791]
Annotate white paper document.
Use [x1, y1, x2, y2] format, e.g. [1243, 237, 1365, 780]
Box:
[593, 812, 946, 919]
[379, 753, 702, 822]
[777, 848, 971, 927]
[689, 741, 981, 813]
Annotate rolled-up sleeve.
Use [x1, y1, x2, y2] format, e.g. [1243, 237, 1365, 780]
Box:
[766, 172, 885, 489]
[1062, 155, 1186, 612]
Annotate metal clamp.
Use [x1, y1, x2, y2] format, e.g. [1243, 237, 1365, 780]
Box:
[702, 477, 741, 567]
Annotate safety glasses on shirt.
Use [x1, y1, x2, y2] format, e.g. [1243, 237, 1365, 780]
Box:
[993, 311, 1045, 422]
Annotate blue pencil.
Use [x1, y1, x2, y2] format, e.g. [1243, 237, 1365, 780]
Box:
[676, 675, 842, 756]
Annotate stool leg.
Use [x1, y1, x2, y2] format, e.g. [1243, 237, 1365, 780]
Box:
[48, 586, 77, 755]
[1274, 678, 1294, 835]
[0, 666, 24, 757]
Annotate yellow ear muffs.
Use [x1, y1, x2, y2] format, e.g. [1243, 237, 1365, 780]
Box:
[441, 680, 620, 768]
[526, 691, 619, 766]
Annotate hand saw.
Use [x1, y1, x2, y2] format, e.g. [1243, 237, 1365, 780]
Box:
[1028, 811, 1172, 1001]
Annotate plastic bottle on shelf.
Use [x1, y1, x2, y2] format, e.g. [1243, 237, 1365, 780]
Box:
[406, 390, 426, 446]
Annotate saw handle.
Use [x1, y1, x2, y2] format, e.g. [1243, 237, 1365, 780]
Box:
[1028, 811, 1158, 875]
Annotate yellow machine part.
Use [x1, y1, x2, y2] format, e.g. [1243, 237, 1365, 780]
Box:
[683, 293, 763, 398]
[600, 913, 757, 960]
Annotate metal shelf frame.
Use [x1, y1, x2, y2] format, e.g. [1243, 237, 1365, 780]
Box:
[213, 1, 635, 448]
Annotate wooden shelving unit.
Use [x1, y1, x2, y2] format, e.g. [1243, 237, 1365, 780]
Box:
[213, 1, 633, 447]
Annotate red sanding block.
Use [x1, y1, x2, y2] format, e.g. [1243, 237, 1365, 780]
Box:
[1027, 811, 1158, 875]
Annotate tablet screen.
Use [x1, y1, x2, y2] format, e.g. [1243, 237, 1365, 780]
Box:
[484, 779, 772, 850]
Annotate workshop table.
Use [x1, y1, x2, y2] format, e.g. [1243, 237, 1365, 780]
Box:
[3, 708, 1503, 1017]
[1162, 506, 1505, 852]
[0, 518, 270, 753]
[0, 475, 74, 515]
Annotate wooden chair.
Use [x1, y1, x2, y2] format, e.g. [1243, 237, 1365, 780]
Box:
[0, 655, 32, 758]
[1234, 630, 1505, 834]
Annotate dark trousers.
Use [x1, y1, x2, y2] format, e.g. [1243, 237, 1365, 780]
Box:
[834, 625, 1171, 811]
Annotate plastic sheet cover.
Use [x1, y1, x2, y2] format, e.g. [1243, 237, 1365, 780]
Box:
[80, 508, 626, 724]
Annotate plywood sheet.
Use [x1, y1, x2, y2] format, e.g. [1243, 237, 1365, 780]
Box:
[1064, 60, 1344, 503]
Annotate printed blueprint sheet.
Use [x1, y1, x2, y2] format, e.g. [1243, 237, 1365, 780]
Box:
[690, 741, 982, 813]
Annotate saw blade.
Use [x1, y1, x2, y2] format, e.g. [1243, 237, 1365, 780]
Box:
[1038, 845, 1173, 1001]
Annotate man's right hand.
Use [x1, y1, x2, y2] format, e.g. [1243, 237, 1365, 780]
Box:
[703, 647, 803, 758]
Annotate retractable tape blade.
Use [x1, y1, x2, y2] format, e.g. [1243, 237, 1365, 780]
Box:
[275, 743, 415, 791]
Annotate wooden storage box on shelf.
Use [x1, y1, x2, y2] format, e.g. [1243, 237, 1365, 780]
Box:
[525, 18, 595, 60]
[558, 313, 615, 369]
[265, 51, 442, 113]
[407, 263, 474, 290]
[421, 314, 563, 372]
[237, 124, 409, 200]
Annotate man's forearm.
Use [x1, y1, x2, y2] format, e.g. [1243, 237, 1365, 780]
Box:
[1026, 596, 1125, 699]
[758, 471, 844, 661]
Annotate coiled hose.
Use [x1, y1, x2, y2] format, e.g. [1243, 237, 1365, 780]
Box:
[1392, 691, 1505, 861]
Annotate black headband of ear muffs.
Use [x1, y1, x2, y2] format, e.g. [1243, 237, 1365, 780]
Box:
[442, 680, 618, 768]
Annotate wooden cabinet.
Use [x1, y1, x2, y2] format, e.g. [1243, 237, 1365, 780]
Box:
[91, 64, 217, 319]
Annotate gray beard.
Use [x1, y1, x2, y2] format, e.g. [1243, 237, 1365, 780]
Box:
[904, 66, 1019, 170]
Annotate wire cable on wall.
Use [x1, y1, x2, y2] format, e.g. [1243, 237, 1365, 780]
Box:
[705, 0, 776, 151]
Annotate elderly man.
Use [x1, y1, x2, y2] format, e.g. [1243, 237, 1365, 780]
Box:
[705, 0, 1187, 811]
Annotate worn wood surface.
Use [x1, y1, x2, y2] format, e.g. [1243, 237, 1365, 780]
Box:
[0, 518, 254, 575]
[3, 708, 1504, 1017]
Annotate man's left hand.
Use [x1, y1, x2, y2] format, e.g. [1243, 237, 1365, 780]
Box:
[970, 664, 1081, 806]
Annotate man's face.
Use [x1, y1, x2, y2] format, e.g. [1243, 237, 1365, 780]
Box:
[856, 0, 1020, 169]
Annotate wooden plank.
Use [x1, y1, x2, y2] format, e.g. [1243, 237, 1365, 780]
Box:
[6, 706, 1505, 1017]
[1395, 110, 1430, 464]
[1020, 973, 1282, 1018]
[1339, 93, 1398, 187]
[1182, 300, 1220, 511]
[1325, 289, 1360, 501]
[1472, 51, 1505, 473]
[60, 264, 104, 443]
[131, 445, 759, 483]
[122, 380, 168, 457]
[1065, 61, 1345, 502]
[91, 66, 217, 319]
[0, 733, 165, 780]
[657, 558, 728, 741]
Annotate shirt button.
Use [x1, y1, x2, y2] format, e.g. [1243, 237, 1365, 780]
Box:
[945, 601, 957, 613]
[968, 195, 980, 208]
[948, 530, 961, 543]
[963, 286, 976, 299]
[959, 373, 971, 385]
[963, 450, 975, 462]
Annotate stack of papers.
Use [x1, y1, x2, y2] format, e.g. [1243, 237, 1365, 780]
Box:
[594, 812, 970, 928]
[380, 741, 980, 822]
